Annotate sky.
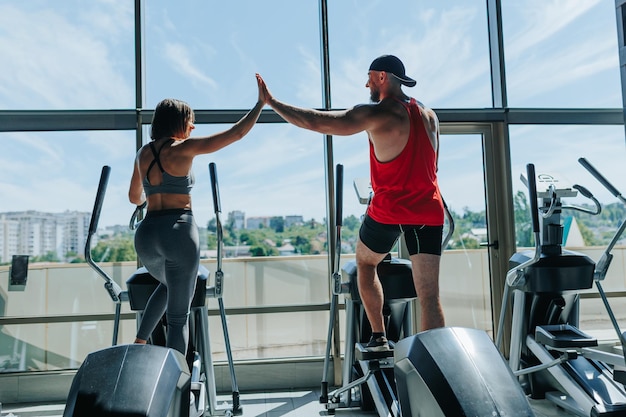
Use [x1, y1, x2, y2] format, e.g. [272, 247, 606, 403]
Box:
[0, 0, 625, 229]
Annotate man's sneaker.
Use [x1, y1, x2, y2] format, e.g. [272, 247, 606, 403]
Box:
[365, 335, 390, 352]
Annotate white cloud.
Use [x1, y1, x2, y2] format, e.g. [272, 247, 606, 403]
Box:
[503, 0, 619, 106]
[163, 42, 218, 90]
[509, 125, 626, 205]
[329, 4, 491, 108]
[507, 35, 618, 104]
[0, 2, 134, 109]
[504, 0, 602, 60]
[1, 0, 623, 230]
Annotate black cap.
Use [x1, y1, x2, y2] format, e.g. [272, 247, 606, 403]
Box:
[369, 55, 416, 87]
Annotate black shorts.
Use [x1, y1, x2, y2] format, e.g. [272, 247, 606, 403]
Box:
[359, 214, 443, 256]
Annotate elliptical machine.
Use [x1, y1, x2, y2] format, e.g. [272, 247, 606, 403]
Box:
[320, 165, 536, 416]
[319, 165, 424, 416]
[497, 160, 626, 417]
[64, 163, 240, 417]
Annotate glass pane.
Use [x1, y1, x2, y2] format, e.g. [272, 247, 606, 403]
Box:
[328, 0, 491, 109]
[212, 311, 328, 361]
[0, 257, 332, 368]
[0, 263, 137, 319]
[0, 131, 136, 264]
[580, 297, 626, 335]
[215, 256, 330, 310]
[0, 312, 332, 370]
[438, 134, 491, 332]
[510, 125, 626, 250]
[187, 123, 327, 259]
[0, 320, 136, 372]
[509, 125, 626, 335]
[207, 254, 331, 359]
[502, 1, 621, 107]
[144, 0, 320, 109]
[334, 132, 493, 334]
[0, 1, 135, 110]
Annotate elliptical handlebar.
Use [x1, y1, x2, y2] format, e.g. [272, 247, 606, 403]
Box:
[85, 166, 124, 304]
[578, 157, 626, 280]
[321, 163, 346, 403]
[88, 166, 110, 236]
[336, 164, 343, 228]
[565, 184, 602, 216]
[578, 157, 626, 356]
[497, 164, 543, 349]
[579, 157, 626, 204]
[206, 163, 241, 411]
[442, 198, 454, 250]
[527, 164, 540, 234]
[539, 185, 558, 218]
[332, 164, 345, 296]
[209, 162, 221, 215]
[505, 164, 542, 288]
[129, 201, 146, 231]
[550, 182, 602, 216]
[208, 162, 224, 297]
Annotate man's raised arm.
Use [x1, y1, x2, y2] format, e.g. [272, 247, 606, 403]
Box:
[256, 73, 377, 136]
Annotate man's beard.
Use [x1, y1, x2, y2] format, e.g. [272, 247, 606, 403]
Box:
[370, 89, 380, 103]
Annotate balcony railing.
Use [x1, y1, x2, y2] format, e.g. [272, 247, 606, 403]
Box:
[1, 248, 625, 373]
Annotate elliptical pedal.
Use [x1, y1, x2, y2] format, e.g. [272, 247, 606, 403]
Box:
[535, 324, 598, 349]
[355, 342, 395, 362]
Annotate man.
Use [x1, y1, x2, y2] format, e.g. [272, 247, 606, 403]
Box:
[256, 54, 445, 351]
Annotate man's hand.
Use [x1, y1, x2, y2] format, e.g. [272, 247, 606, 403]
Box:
[256, 73, 271, 105]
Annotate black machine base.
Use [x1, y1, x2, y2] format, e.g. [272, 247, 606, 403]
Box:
[394, 327, 536, 417]
[63, 344, 191, 417]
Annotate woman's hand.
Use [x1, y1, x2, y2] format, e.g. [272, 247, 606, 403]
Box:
[256, 73, 271, 105]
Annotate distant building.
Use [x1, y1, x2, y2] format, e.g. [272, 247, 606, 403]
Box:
[278, 240, 296, 256]
[246, 215, 305, 230]
[60, 211, 91, 257]
[0, 210, 90, 263]
[246, 216, 270, 230]
[284, 215, 304, 228]
[0, 209, 309, 263]
[0, 215, 19, 263]
[228, 210, 245, 230]
[470, 228, 487, 241]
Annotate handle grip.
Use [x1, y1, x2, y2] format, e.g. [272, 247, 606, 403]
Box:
[578, 157, 622, 199]
[572, 184, 593, 199]
[527, 164, 540, 233]
[89, 166, 111, 235]
[336, 164, 343, 226]
[209, 162, 221, 214]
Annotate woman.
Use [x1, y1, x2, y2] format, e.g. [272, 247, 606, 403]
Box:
[128, 74, 266, 355]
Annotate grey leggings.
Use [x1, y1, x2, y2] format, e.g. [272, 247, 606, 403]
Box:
[134, 209, 199, 355]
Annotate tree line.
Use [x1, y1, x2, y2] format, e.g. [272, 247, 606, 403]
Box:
[19, 193, 626, 264]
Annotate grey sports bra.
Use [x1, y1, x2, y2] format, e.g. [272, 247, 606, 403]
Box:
[142, 141, 194, 196]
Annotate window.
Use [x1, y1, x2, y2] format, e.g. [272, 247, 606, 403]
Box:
[0, 1, 135, 110]
[502, 1, 621, 108]
[144, 0, 320, 109]
[328, 0, 491, 109]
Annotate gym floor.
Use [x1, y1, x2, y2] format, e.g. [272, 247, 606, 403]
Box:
[0, 389, 576, 417]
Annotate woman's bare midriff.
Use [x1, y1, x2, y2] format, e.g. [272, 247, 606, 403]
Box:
[146, 193, 192, 211]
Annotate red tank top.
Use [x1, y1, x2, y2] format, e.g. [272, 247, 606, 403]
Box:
[366, 98, 444, 225]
